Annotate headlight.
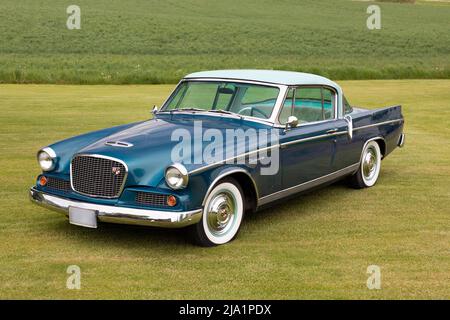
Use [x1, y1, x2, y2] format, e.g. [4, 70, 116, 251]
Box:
[165, 163, 189, 189]
[37, 148, 56, 171]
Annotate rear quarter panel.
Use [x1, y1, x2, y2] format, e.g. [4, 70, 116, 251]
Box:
[352, 105, 404, 158]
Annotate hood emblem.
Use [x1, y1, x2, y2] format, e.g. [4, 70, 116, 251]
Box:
[112, 167, 122, 175]
[105, 141, 133, 148]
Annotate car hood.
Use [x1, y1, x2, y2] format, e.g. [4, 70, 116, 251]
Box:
[69, 114, 274, 187]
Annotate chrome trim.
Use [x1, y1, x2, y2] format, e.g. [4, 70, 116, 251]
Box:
[105, 141, 133, 148]
[201, 168, 259, 206]
[29, 187, 202, 228]
[273, 117, 338, 129]
[189, 144, 280, 175]
[165, 163, 189, 189]
[41, 147, 57, 159]
[37, 147, 57, 172]
[344, 115, 353, 139]
[280, 131, 347, 148]
[258, 163, 359, 206]
[158, 80, 182, 114]
[398, 133, 405, 148]
[353, 119, 403, 131]
[70, 154, 129, 199]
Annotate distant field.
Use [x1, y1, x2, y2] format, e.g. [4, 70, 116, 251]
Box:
[0, 81, 449, 299]
[0, 0, 449, 84]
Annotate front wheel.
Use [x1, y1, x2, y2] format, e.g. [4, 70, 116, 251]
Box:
[349, 140, 382, 188]
[189, 178, 244, 247]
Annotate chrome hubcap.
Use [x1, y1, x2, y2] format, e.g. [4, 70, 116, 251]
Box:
[206, 191, 236, 236]
[362, 147, 377, 180]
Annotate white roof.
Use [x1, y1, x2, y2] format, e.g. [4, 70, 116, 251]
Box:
[184, 69, 340, 90]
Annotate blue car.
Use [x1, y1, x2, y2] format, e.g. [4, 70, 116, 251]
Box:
[30, 70, 405, 246]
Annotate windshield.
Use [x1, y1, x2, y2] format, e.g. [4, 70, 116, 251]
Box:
[162, 81, 280, 120]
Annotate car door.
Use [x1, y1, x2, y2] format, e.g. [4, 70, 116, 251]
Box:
[279, 86, 340, 189]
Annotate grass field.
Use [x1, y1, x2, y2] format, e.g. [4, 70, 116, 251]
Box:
[0, 0, 449, 84]
[0, 80, 449, 299]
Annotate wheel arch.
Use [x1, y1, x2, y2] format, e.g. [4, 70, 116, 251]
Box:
[374, 137, 386, 158]
[201, 168, 258, 213]
[361, 136, 386, 161]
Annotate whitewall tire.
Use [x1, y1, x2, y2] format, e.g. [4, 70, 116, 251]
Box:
[350, 140, 382, 188]
[189, 178, 244, 246]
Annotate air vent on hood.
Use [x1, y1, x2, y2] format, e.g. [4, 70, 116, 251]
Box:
[105, 141, 133, 148]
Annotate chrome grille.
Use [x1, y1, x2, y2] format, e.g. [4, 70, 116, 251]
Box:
[46, 177, 71, 192]
[71, 155, 127, 198]
[136, 192, 168, 207]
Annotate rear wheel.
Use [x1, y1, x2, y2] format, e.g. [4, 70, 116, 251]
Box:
[189, 178, 244, 247]
[349, 140, 381, 188]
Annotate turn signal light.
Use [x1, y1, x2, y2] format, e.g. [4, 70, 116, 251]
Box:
[39, 176, 48, 186]
[167, 195, 177, 207]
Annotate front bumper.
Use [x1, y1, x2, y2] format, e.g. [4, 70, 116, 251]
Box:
[29, 187, 202, 228]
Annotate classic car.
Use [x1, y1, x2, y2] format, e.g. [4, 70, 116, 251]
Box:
[30, 70, 405, 246]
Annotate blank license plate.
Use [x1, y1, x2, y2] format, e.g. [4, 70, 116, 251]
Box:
[69, 207, 97, 228]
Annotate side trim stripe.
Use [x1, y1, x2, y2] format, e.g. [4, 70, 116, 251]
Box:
[353, 118, 403, 131]
[189, 144, 280, 175]
[281, 131, 346, 147]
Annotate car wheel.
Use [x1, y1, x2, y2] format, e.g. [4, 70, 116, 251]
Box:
[189, 178, 244, 247]
[350, 140, 381, 189]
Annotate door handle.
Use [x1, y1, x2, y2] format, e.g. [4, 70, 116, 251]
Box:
[326, 128, 339, 134]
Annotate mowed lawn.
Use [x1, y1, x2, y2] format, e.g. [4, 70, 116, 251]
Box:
[0, 81, 449, 299]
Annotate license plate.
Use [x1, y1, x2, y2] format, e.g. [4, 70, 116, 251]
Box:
[69, 207, 97, 228]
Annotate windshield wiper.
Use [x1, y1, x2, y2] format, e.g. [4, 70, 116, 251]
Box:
[207, 109, 242, 117]
[208, 109, 243, 119]
[208, 109, 233, 114]
[170, 107, 205, 113]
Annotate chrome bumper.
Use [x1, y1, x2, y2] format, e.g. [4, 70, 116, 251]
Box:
[29, 187, 202, 228]
[398, 133, 405, 148]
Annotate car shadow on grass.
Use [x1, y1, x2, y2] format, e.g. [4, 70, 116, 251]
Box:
[49, 217, 192, 249]
[244, 180, 352, 227]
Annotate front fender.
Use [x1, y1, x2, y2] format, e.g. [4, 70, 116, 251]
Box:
[162, 164, 257, 210]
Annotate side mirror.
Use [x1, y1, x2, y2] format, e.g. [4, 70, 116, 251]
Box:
[285, 116, 299, 131]
[152, 105, 158, 115]
[344, 115, 353, 139]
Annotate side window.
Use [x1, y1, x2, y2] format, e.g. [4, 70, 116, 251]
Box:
[322, 88, 335, 120]
[344, 96, 353, 114]
[295, 87, 323, 123]
[279, 87, 336, 124]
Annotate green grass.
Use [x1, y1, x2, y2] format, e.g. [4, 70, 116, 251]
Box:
[0, 81, 449, 299]
[0, 0, 449, 84]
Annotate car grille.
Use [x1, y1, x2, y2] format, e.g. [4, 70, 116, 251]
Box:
[71, 155, 127, 198]
[46, 177, 71, 192]
[136, 192, 168, 207]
